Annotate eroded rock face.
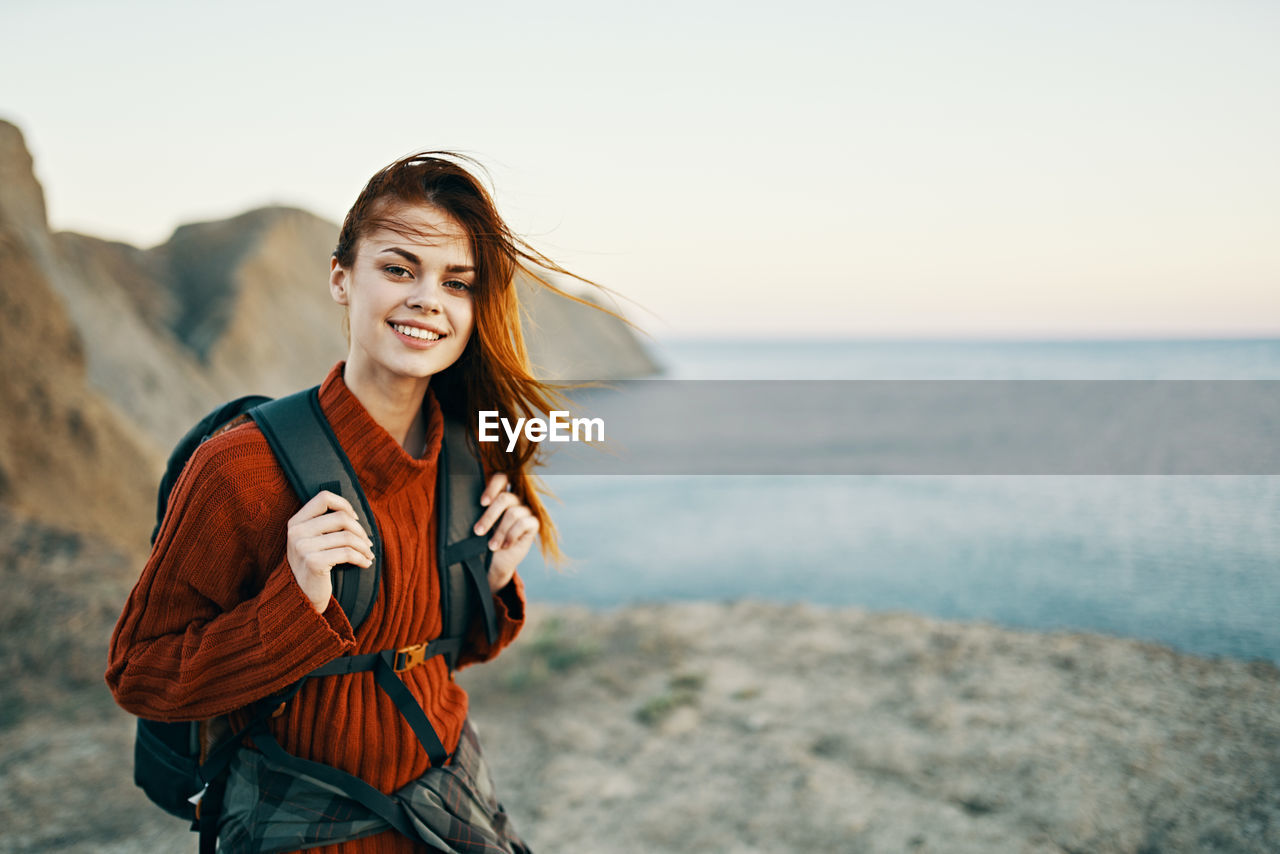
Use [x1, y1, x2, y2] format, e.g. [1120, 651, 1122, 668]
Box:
[516, 270, 660, 381]
[154, 206, 349, 399]
[0, 122, 158, 554]
[49, 230, 224, 448]
[0, 120, 50, 244]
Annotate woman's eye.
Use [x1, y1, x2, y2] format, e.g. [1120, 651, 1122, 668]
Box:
[444, 279, 473, 292]
[385, 265, 411, 278]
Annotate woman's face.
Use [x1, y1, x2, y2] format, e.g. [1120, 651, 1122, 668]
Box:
[329, 202, 476, 388]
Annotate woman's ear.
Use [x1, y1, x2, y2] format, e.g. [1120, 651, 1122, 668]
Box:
[329, 257, 349, 306]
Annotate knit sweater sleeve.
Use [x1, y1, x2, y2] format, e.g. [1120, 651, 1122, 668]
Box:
[105, 430, 357, 721]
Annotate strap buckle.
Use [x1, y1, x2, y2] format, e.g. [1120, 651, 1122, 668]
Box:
[393, 643, 427, 673]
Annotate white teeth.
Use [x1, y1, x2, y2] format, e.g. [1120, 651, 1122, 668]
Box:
[392, 324, 441, 341]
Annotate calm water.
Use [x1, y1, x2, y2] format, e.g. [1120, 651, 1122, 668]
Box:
[521, 338, 1280, 663]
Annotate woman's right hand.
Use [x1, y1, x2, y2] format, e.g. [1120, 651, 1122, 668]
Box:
[286, 491, 374, 613]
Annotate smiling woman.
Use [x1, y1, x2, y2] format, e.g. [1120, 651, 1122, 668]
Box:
[331, 205, 477, 403]
[106, 151, 616, 854]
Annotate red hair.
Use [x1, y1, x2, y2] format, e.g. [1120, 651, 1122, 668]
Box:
[335, 151, 620, 563]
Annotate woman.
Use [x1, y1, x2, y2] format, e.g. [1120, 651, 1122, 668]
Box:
[107, 152, 590, 853]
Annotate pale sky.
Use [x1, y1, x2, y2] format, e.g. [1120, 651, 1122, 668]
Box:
[4, 0, 1278, 337]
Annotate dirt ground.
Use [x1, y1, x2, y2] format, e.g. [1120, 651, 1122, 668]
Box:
[2, 592, 1277, 853]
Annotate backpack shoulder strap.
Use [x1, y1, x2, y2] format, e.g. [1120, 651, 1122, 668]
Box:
[250, 387, 383, 631]
[437, 414, 498, 666]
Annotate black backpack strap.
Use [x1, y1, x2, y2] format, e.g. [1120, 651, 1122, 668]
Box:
[250, 387, 382, 631]
[196, 779, 224, 854]
[308, 637, 465, 677]
[437, 416, 498, 664]
[369, 656, 449, 765]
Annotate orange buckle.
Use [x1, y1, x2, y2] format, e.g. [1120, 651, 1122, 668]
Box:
[394, 643, 427, 672]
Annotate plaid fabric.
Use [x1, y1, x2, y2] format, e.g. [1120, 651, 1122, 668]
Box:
[218, 720, 531, 854]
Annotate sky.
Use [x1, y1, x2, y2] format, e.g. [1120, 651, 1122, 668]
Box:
[3, 0, 1278, 338]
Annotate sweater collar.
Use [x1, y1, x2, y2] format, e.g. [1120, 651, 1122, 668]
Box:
[317, 362, 443, 498]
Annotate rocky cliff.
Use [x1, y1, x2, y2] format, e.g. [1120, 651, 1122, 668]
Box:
[0, 122, 158, 552]
[517, 270, 659, 381]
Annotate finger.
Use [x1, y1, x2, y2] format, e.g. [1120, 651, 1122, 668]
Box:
[308, 489, 360, 519]
[480, 473, 509, 508]
[302, 530, 375, 562]
[494, 514, 539, 552]
[490, 505, 531, 550]
[305, 495, 370, 540]
[303, 546, 373, 576]
[292, 509, 372, 546]
[473, 491, 518, 536]
[292, 490, 364, 530]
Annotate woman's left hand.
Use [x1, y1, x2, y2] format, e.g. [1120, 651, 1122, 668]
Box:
[473, 472, 540, 593]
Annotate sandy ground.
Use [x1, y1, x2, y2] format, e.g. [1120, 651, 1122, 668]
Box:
[2, 601, 1277, 854]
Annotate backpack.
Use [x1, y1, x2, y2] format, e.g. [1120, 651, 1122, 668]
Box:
[132, 385, 499, 852]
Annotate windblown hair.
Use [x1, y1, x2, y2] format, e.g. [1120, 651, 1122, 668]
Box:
[334, 151, 615, 563]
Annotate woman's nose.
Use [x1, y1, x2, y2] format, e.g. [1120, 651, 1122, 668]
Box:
[406, 279, 443, 312]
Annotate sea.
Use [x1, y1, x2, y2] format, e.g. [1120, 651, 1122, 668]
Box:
[519, 338, 1280, 664]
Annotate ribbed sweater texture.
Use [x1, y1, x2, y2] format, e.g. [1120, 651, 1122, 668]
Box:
[106, 362, 525, 854]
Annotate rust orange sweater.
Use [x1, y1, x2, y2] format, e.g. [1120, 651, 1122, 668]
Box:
[106, 363, 525, 854]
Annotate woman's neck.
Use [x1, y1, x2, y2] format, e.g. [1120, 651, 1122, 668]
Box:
[341, 361, 431, 457]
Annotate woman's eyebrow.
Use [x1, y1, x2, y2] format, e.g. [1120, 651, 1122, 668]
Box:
[377, 247, 474, 274]
[379, 247, 421, 265]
